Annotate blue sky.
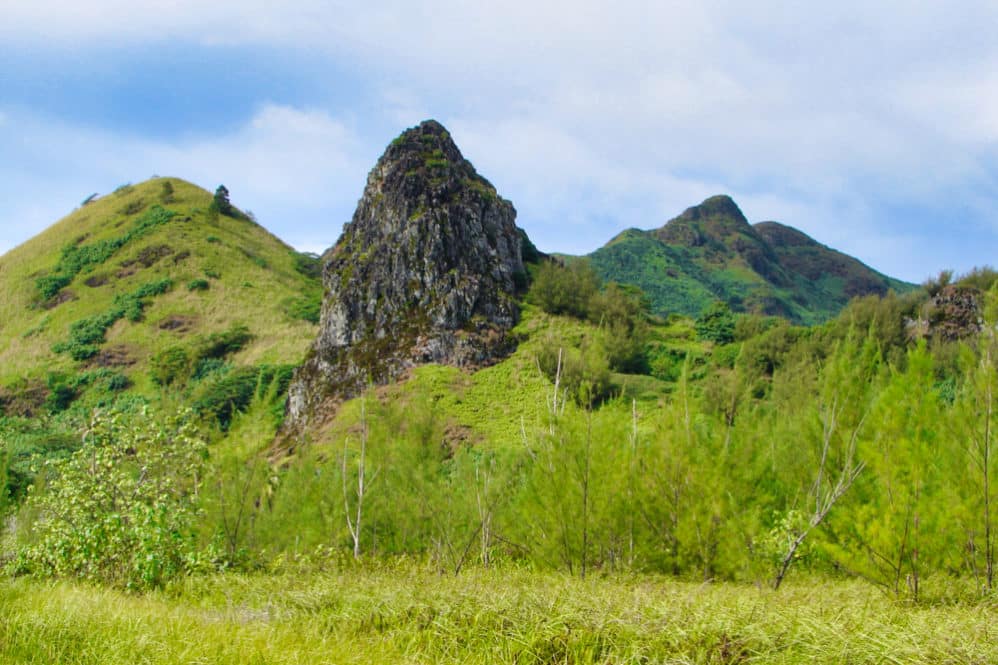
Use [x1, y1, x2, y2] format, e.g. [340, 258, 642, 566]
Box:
[1, 1, 996, 283]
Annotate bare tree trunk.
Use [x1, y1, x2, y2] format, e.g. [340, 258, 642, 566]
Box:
[343, 396, 371, 559]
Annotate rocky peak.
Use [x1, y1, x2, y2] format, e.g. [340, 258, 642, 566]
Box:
[653, 194, 788, 286]
[653, 195, 755, 246]
[678, 194, 747, 224]
[284, 120, 525, 434]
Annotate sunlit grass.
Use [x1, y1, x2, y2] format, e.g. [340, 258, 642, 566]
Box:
[3, 568, 997, 664]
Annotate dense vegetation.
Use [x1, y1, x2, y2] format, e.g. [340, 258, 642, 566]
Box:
[588, 196, 915, 323]
[1, 178, 996, 662]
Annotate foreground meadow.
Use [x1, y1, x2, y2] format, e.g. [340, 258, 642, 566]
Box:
[2, 567, 995, 664]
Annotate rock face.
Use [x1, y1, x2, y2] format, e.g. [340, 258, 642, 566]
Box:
[285, 120, 525, 432]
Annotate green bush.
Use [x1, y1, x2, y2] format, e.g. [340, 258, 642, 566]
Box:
[211, 185, 233, 216]
[535, 334, 614, 407]
[589, 282, 650, 373]
[197, 325, 253, 360]
[191, 364, 294, 430]
[696, 301, 736, 344]
[160, 180, 175, 203]
[150, 346, 191, 387]
[281, 295, 322, 323]
[292, 251, 322, 279]
[6, 409, 209, 590]
[528, 260, 599, 319]
[187, 279, 210, 292]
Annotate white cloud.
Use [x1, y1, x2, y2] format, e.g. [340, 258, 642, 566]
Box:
[3, 2, 998, 282]
[0, 105, 367, 255]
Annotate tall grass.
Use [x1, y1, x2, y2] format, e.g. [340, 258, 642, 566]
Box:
[2, 567, 996, 664]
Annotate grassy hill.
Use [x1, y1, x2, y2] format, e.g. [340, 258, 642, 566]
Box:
[0, 178, 322, 413]
[589, 195, 916, 323]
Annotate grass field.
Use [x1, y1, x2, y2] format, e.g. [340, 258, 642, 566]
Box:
[2, 567, 996, 664]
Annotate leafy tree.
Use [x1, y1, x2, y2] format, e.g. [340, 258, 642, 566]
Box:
[211, 184, 233, 217]
[528, 260, 599, 319]
[696, 301, 736, 344]
[589, 282, 651, 373]
[6, 409, 209, 589]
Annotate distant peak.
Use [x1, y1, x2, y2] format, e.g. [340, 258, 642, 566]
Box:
[677, 195, 747, 224]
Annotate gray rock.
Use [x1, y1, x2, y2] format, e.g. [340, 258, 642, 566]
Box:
[284, 120, 526, 433]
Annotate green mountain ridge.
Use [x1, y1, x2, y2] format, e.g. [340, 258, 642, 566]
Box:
[589, 194, 916, 323]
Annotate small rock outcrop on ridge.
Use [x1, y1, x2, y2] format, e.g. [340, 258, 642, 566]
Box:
[285, 120, 525, 433]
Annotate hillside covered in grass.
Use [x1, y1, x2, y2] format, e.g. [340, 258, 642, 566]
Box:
[0, 178, 322, 409]
[0, 178, 323, 512]
[589, 194, 915, 323]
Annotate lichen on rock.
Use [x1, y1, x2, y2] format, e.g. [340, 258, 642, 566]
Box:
[284, 120, 526, 433]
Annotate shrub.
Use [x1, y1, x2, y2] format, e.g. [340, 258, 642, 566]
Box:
[160, 180, 175, 203]
[696, 301, 736, 344]
[191, 365, 294, 430]
[528, 260, 599, 319]
[6, 409, 208, 589]
[150, 346, 191, 387]
[187, 279, 210, 292]
[292, 251, 322, 279]
[53, 280, 174, 360]
[281, 295, 322, 323]
[191, 357, 229, 382]
[535, 333, 614, 407]
[589, 282, 650, 373]
[197, 325, 253, 360]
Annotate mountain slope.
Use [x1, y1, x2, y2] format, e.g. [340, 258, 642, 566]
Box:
[0, 178, 321, 410]
[590, 195, 915, 323]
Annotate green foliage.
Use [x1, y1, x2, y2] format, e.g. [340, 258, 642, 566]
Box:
[34, 205, 176, 302]
[696, 301, 736, 344]
[588, 221, 917, 324]
[589, 282, 651, 373]
[535, 333, 614, 407]
[52, 279, 173, 360]
[197, 325, 253, 360]
[43, 374, 77, 413]
[187, 278, 210, 292]
[159, 180, 175, 204]
[281, 294, 322, 323]
[149, 325, 253, 389]
[191, 365, 294, 430]
[211, 185, 233, 217]
[528, 260, 599, 319]
[5, 409, 208, 590]
[150, 347, 190, 387]
[291, 251, 322, 279]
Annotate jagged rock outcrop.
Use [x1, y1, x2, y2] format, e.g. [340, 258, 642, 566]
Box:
[910, 284, 983, 342]
[285, 120, 525, 433]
